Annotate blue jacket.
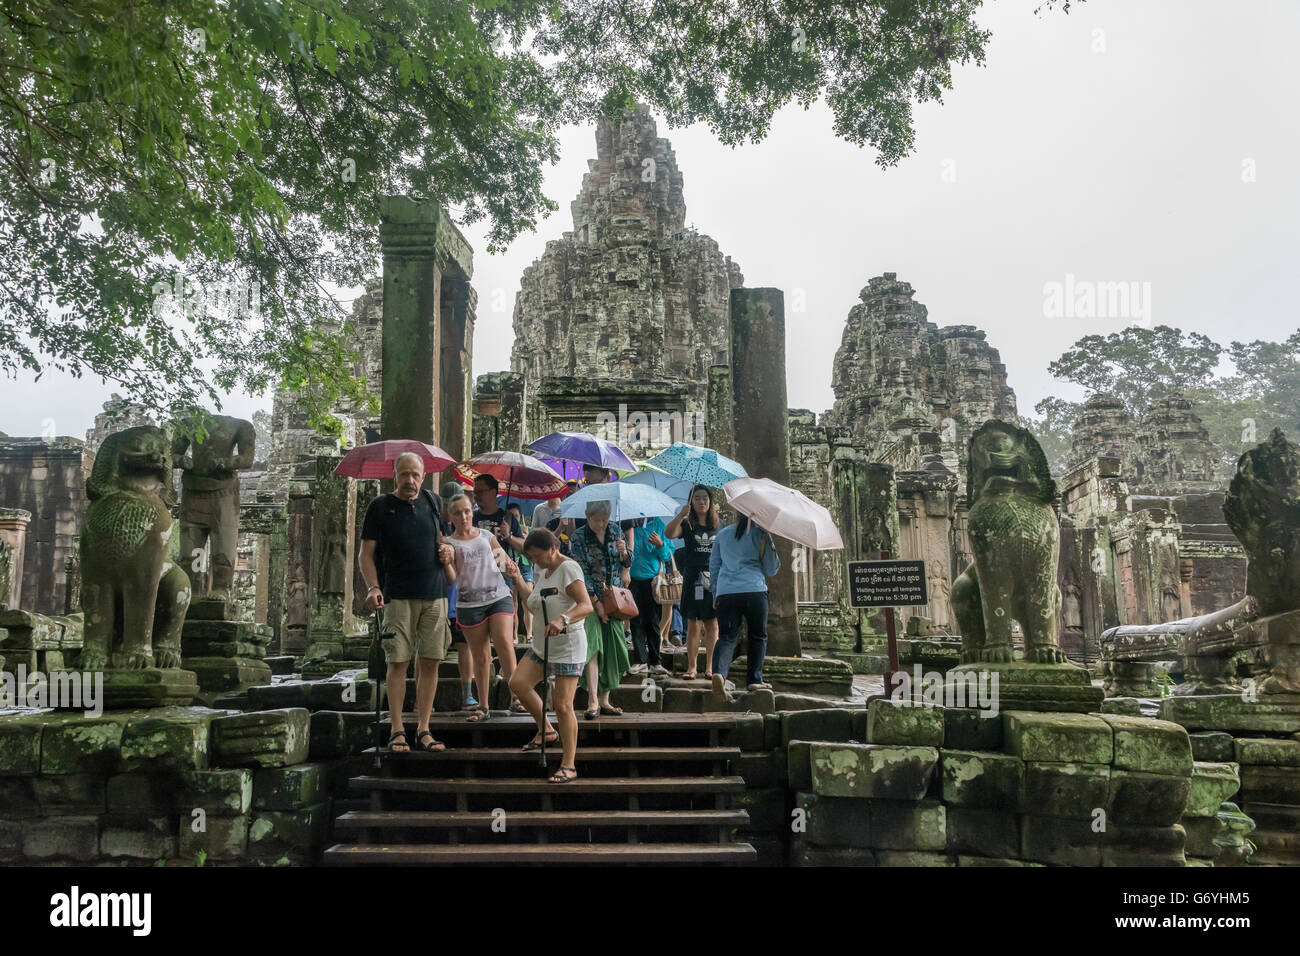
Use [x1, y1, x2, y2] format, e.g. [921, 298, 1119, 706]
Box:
[630, 517, 675, 581]
[709, 522, 780, 597]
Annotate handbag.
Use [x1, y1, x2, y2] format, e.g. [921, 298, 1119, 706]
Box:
[601, 585, 640, 621]
[652, 560, 684, 605]
[593, 536, 639, 620]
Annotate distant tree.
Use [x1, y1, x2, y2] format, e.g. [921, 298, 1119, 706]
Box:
[1, 0, 998, 434]
[1022, 396, 1080, 476]
[1047, 326, 1222, 415]
[251, 409, 272, 465]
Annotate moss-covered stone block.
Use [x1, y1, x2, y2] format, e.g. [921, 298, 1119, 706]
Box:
[210, 708, 310, 768]
[0, 777, 38, 815]
[1004, 711, 1113, 764]
[0, 819, 22, 862]
[867, 699, 944, 747]
[787, 740, 813, 791]
[253, 764, 325, 811]
[178, 768, 253, 816]
[179, 813, 247, 861]
[120, 707, 216, 772]
[730, 788, 786, 830]
[782, 708, 854, 749]
[0, 713, 45, 775]
[40, 715, 128, 775]
[797, 792, 871, 849]
[1189, 732, 1235, 763]
[874, 850, 954, 866]
[1235, 737, 1300, 767]
[1020, 814, 1102, 866]
[33, 772, 106, 813]
[956, 855, 1042, 867]
[106, 772, 179, 813]
[247, 802, 327, 857]
[1100, 823, 1186, 866]
[810, 743, 938, 801]
[940, 750, 1025, 809]
[1184, 761, 1240, 817]
[946, 807, 1020, 858]
[870, 799, 946, 851]
[1106, 769, 1189, 826]
[791, 838, 875, 866]
[1241, 765, 1300, 804]
[1023, 761, 1111, 820]
[763, 713, 781, 750]
[99, 815, 177, 860]
[722, 714, 764, 751]
[24, 816, 100, 861]
[943, 708, 1003, 751]
[732, 750, 787, 789]
[1098, 714, 1192, 776]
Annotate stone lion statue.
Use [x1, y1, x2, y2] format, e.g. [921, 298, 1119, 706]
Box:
[951, 420, 1063, 664]
[80, 425, 191, 670]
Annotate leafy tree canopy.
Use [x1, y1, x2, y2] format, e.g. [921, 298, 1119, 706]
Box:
[1, 0, 994, 435]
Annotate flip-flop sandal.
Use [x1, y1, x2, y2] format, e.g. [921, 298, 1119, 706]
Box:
[584, 708, 600, 720]
[387, 731, 410, 753]
[466, 707, 491, 722]
[415, 730, 446, 752]
[599, 705, 623, 716]
[682, 672, 698, 680]
[510, 699, 529, 715]
[521, 731, 559, 752]
[548, 766, 578, 784]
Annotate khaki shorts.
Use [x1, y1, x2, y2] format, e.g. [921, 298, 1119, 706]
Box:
[383, 598, 452, 663]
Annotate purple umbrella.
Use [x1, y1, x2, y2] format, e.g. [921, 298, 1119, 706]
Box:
[526, 431, 636, 475]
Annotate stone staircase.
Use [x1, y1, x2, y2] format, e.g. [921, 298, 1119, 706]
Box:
[323, 712, 757, 865]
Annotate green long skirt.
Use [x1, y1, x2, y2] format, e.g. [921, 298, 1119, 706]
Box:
[579, 614, 630, 696]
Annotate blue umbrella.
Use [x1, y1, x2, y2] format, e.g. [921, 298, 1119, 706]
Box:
[526, 431, 637, 474]
[558, 481, 681, 523]
[644, 441, 748, 488]
[622, 465, 693, 505]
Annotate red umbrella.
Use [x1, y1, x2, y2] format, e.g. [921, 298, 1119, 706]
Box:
[333, 440, 455, 480]
[453, 451, 566, 500]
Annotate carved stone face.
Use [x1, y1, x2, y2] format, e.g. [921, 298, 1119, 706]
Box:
[967, 421, 1054, 505]
[115, 426, 170, 478]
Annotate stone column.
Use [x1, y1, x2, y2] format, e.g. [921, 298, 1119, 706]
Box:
[380, 196, 443, 444]
[309, 455, 359, 650]
[729, 288, 799, 656]
[0, 508, 31, 610]
[705, 365, 734, 459]
[440, 281, 475, 472]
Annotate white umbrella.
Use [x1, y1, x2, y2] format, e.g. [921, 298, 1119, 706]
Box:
[722, 476, 845, 551]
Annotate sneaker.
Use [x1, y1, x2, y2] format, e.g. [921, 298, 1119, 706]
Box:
[650, 664, 670, 679]
[746, 682, 773, 692]
[464, 692, 479, 708]
[668, 634, 684, 648]
[629, 663, 649, 675]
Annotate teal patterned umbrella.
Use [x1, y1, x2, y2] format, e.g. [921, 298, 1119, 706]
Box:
[644, 442, 748, 489]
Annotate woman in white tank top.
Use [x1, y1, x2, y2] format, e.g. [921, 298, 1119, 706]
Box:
[447, 494, 519, 719]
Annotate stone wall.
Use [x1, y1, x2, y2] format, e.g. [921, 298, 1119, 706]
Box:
[0, 438, 89, 617]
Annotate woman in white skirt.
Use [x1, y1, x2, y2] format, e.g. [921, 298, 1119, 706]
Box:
[507, 528, 593, 783]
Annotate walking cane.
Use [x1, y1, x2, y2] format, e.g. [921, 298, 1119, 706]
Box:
[537, 587, 558, 769]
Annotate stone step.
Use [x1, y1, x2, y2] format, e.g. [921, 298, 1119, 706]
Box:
[379, 746, 740, 763]
[349, 775, 746, 795]
[379, 713, 740, 733]
[323, 842, 756, 865]
[334, 809, 749, 830]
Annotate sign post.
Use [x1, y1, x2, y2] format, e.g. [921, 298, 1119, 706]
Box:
[848, 553, 927, 700]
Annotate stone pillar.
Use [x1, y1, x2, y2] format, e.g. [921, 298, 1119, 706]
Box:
[380, 196, 443, 444]
[832, 458, 900, 644]
[439, 281, 475, 469]
[729, 288, 799, 656]
[309, 455, 359, 649]
[705, 365, 734, 459]
[0, 508, 31, 610]
[282, 486, 314, 655]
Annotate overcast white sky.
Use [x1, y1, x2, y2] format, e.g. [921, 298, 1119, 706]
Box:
[5, 0, 1297, 440]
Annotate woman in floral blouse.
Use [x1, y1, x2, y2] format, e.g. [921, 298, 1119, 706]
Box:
[569, 499, 633, 718]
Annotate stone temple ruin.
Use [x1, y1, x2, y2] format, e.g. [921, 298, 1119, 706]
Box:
[0, 106, 1295, 868]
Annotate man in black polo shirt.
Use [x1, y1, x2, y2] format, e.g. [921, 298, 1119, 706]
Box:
[359, 452, 456, 753]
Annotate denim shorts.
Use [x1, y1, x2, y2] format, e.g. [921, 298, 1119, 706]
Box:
[457, 595, 515, 628]
[524, 648, 583, 676]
